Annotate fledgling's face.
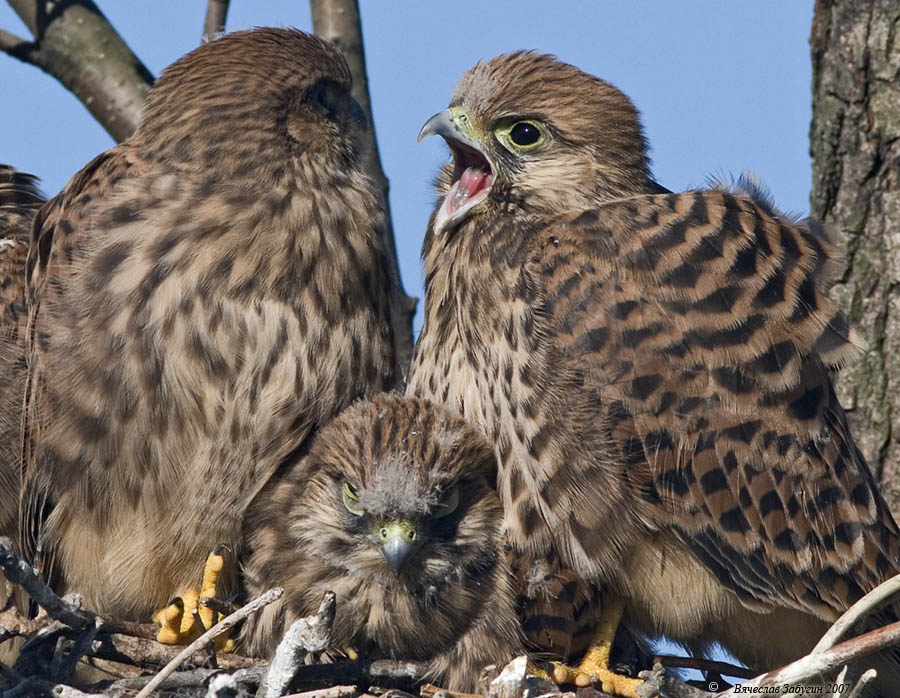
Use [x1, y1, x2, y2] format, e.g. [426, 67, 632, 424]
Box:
[419, 50, 654, 236]
[275, 395, 507, 659]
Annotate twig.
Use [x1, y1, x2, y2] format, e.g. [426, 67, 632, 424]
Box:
[637, 661, 712, 698]
[0, 538, 158, 642]
[88, 630, 258, 670]
[135, 587, 283, 698]
[201, 595, 238, 617]
[284, 685, 358, 698]
[52, 617, 100, 683]
[653, 655, 754, 680]
[813, 572, 900, 653]
[419, 683, 483, 698]
[0, 658, 23, 682]
[93, 666, 266, 696]
[0, 537, 91, 629]
[715, 620, 900, 695]
[0, 28, 27, 52]
[845, 668, 876, 698]
[202, 0, 231, 43]
[262, 592, 336, 698]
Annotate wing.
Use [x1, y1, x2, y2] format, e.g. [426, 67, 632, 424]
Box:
[0, 165, 43, 541]
[20, 146, 142, 569]
[529, 190, 899, 620]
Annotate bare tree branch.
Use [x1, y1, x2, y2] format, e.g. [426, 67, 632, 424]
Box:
[203, 0, 230, 43]
[0, 27, 26, 51]
[310, 0, 417, 373]
[2, 0, 153, 142]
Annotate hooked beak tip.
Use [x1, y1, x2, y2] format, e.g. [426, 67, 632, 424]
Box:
[418, 108, 461, 144]
[381, 536, 415, 573]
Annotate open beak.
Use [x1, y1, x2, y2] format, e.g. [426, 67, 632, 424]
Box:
[418, 107, 494, 235]
[374, 519, 421, 574]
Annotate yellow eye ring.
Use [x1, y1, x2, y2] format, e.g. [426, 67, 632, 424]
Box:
[434, 485, 460, 519]
[496, 119, 545, 151]
[343, 481, 363, 516]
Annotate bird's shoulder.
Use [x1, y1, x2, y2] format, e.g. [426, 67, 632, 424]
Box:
[522, 189, 899, 616]
[27, 144, 145, 311]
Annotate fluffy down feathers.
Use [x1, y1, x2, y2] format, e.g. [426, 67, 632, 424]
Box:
[241, 395, 522, 692]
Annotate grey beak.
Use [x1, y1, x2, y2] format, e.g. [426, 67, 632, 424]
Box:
[374, 519, 421, 573]
[418, 109, 458, 143]
[380, 535, 416, 573]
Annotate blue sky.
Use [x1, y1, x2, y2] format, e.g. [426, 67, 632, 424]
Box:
[0, 2, 814, 334]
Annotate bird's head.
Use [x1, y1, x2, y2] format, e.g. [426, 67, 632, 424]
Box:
[419, 51, 655, 236]
[306, 396, 500, 583]
[285, 395, 505, 657]
[135, 28, 368, 186]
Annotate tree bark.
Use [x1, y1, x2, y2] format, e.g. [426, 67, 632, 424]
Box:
[202, 0, 230, 43]
[810, 0, 900, 511]
[310, 0, 417, 375]
[2, 0, 153, 142]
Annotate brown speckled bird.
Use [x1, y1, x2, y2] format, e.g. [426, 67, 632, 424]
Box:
[0, 165, 43, 542]
[21, 28, 399, 632]
[409, 51, 900, 694]
[241, 394, 522, 692]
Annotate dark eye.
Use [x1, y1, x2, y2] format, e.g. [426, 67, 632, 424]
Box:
[509, 121, 542, 147]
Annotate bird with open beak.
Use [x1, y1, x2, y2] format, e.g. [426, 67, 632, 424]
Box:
[409, 51, 900, 698]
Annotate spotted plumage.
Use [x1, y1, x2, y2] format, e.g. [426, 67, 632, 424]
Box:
[0, 165, 43, 542]
[241, 394, 522, 692]
[21, 28, 399, 620]
[409, 51, 900, 687]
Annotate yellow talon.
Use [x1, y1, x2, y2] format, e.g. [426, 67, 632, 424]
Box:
[154, 552, 234, 651]
[545, 595, 644, 698]
[153, 598, 185, 645]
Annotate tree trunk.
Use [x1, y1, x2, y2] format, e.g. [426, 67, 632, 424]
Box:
[810, 0, 900, 510]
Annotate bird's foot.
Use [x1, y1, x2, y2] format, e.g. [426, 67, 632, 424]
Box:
[548, 659, 643, 697]
[543, 593, 645, 698]
[153, 552, 234, 651]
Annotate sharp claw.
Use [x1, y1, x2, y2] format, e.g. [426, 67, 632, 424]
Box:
[154, 552, 233, 647]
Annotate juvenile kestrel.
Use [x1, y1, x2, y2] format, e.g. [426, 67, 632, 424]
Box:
[410, 51, 900, 694]
[0, 165, 43, 542]
[241, 394, 522, 692]
[21, 28, 399, 632]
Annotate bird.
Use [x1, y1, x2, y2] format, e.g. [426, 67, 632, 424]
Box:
[0, 165, 43, 543]
[409, 50, 900, 695]
[19, 28, 400, 638]
[240, 394, 522, 692]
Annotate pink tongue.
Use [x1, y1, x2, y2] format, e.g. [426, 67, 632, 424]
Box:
[447, 167, 491, 214]
[460, 167, 487, 194]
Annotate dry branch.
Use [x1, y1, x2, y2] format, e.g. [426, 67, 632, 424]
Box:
[0, 536, 91, 629]
[2, 0, 153, 141]
[309, 0, 416, 372]
[653, 655, 754, 680]
[263, 592, 336, 698]
[203, 0, 230, 43]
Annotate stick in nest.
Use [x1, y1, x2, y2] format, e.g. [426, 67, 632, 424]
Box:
[134, 586, 283, 698]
